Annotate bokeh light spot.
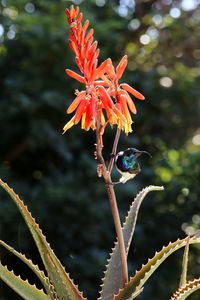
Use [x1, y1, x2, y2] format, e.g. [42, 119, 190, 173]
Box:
[170, 7, 181, 19]
[25, 2, 35, 13]
[0, 24, 4, 38]
[152, 14, 163, 26]
[192, 134, 200, 145]
[181, 0, 199, 11]
[128, 18, 140, 30]
[140, 34, 150, 45]
[96, 0, 106, 7]
[159, 77, 173, 88]
[118, 5, 128, 17]
[7, 30, 15, 39]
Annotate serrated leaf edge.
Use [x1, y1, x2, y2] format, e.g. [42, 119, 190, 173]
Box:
[99, 185, 164, 300]
[114, 236, 200, 300]
[170, 277, 200, 300]
[0, 240, 58, 299]
[0, 179, 86, 300]
[0, 262, 49, 300]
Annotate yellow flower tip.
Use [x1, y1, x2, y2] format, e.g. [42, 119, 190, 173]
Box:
[63, 116, 75, 133]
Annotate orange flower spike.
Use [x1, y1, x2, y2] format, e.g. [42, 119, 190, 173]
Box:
[116, 55, 128, 80]
[120, 83, 145, 100]
[65, 69, 86, 84]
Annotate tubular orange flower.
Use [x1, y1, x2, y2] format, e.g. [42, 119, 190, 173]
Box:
[64, 5, 119, 133]
[63, 5, 145, 135]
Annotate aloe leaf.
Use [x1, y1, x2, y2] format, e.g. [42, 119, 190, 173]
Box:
[0, 240, 57, 299]
[0, 261, 49, 300]
[0, 179, 85, 300]
[170, 278, 200, 300]
[114, 236, 200, 300]
[179, 236, 190, 288]
[99, 185, 164, 300]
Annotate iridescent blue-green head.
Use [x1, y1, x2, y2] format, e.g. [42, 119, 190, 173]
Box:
[115, 148, 151, 183]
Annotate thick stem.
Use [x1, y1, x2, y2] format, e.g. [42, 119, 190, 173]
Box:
[95, 129, 128, 286]
[105, 175, 129, 286]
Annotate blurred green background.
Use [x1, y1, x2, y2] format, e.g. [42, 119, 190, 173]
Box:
[0, 0, 200, 299]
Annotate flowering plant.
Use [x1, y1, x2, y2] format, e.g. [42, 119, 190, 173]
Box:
[0, 5, 200, 300]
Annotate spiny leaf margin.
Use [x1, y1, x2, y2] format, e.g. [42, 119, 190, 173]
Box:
[0, 262, 49, 300]
[0, 179, 85, 300]
[0, 240, 57, 299]
[114, 236, 200, 300]
[99, 185, 164, 300]
[170, 277, 200, 300]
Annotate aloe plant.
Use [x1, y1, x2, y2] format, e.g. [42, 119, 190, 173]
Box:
[1, 5, 200, 300]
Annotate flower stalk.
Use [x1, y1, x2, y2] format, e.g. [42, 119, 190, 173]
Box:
[95, 128, 128, 286]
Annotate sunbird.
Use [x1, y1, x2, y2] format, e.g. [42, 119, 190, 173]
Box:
[114, 148, 151, 184]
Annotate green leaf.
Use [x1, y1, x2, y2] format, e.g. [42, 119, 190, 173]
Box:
[0, 179, 85, 300]
[0, 261, 49, 300]
[179, 236, 190, 288]
[170, 278, 200, 300]
[114, 236, 200, 300]
[0, 240, 57, 299]
[99, 185, 164, 300]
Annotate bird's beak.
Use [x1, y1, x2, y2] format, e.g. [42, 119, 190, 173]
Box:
[135, 150, 152, 158]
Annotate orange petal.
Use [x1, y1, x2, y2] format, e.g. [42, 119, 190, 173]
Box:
[84, 104, 92, 130]
[85, 29, 94, 44]
[74, 99, 87, 124]
[65, 69, 85, 83]
[63, 115, 75, 133]
[80, 20, 89, 46]
[119, 94, 132, 124]
[113, 104, 126, 122]
[94, 80, 110, 87]
[98, 86, 114, 108]
[69, 5, 75, 19]
[116, 55, 127, 80]
[75, 57, 84, 73]
[87, 41, 98, 61]
[67, 91, 86, 114]
[95, 58, 111, 78]
[77, 12, 83, 24]
[82, 20, 89, 32]
[68, 39, 79, 57]
[107, 60, 115, 77]
[119, 90, 137, 114]
[120, 83, 145, 100]
[81, 112, 86, 129]
[74, 7, 80, 18]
